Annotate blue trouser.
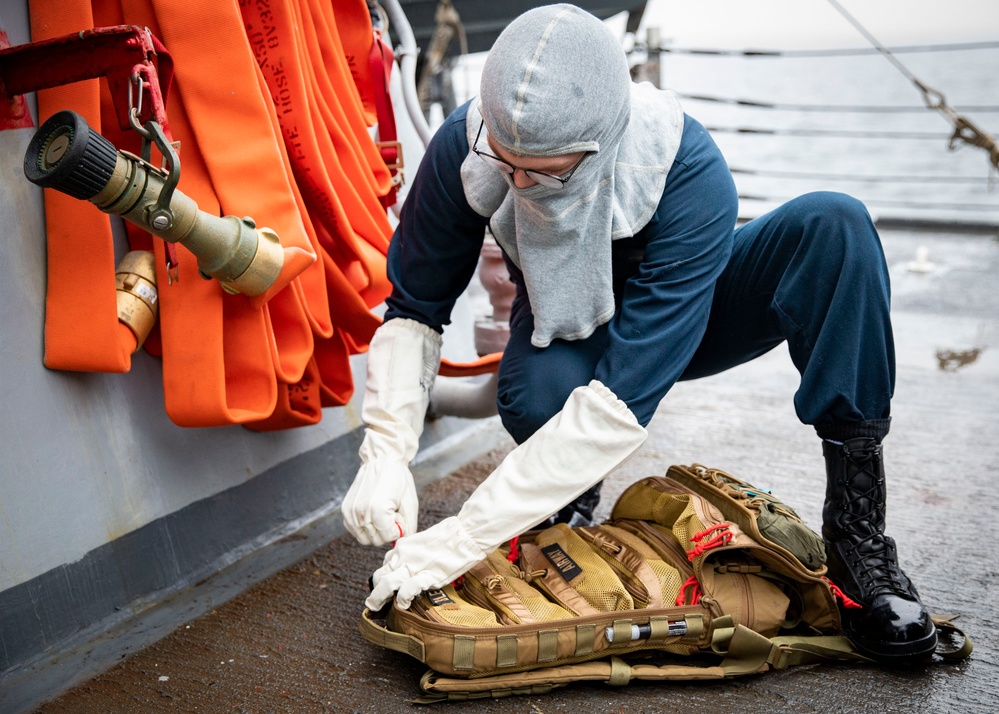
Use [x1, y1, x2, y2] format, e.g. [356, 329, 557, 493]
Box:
[496, 191, 895, 446]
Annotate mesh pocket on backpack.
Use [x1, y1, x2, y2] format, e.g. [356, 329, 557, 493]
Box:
[530, 523, 634, 612]
[411, 584, 500, 628]
[579, 524, 685, 609]
[462, 550, 576, 625]
[610, 478, 712, 554]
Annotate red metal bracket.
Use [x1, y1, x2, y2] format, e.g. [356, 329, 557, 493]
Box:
[0, 24, 173, 133]
[0, 28, 32, 129]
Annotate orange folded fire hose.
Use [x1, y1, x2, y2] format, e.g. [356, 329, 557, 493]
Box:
[28, 0, 500, 431]
[240, 0, 392, 309]
[29, 0, 136, 373]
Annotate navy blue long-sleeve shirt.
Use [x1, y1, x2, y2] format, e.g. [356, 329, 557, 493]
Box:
[385, 101, 738, 426]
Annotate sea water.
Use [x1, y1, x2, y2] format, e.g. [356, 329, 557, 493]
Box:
[659, 45, 999, 224]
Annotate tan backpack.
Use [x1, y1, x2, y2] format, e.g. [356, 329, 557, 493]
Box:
[359, 464, 972, 702]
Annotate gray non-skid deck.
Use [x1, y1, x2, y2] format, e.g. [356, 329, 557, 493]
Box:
[26, 225, 999, 713]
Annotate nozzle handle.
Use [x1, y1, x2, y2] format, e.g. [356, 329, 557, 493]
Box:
[24, 110, 118, 200]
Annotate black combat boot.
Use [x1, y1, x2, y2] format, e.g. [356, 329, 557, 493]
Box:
[822, 437, 937, 662]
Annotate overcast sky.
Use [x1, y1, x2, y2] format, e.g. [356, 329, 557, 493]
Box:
[627, 0, 999, 49]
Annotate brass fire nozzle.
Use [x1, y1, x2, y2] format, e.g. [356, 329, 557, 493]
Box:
[24, 110, 283, 296]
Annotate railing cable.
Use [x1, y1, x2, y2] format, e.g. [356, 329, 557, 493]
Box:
[706, 125, 951, 140]
[678, 92, 999, 114]
[652, 40, 999, 58]
[824, 0, 998, 170]
[730, 166, 988, 184]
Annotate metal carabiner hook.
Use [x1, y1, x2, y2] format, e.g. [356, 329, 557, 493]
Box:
[128, 73, 156, 162]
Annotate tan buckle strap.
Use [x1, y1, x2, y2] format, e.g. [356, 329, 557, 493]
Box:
[358, 608, 425, 662]
[607, 656, 632, 686]
[376, 139, 403, 171]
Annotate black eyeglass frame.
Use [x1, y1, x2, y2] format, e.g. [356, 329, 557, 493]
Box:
[471, 120, 588, 188]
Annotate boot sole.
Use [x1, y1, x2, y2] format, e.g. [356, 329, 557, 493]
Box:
[849, 626, 938, 664]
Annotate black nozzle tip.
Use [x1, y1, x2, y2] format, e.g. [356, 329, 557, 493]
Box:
[24, 110, 118, 200]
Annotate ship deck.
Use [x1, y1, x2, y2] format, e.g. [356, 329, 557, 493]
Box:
[21, 223, 999, 713]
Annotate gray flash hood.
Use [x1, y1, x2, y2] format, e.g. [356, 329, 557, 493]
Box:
[461, 4, 684, 348]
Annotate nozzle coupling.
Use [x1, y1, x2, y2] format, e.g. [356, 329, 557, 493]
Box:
[116, 250, 158, 350]
[24, 110, 283, 296]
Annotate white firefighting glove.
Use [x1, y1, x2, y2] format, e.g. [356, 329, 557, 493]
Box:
[365, 380, 648, 610]
[342, 318, 442, 546]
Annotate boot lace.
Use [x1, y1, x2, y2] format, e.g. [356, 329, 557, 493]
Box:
[835, 443, 884, 531]
[834, 444, 913, 597]
[840, 532, 913, 597]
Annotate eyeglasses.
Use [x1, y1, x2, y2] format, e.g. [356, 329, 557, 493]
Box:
[471, 120, 587, 188]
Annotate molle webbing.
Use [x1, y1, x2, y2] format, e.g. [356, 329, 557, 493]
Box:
[384, 612, 707, 677]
